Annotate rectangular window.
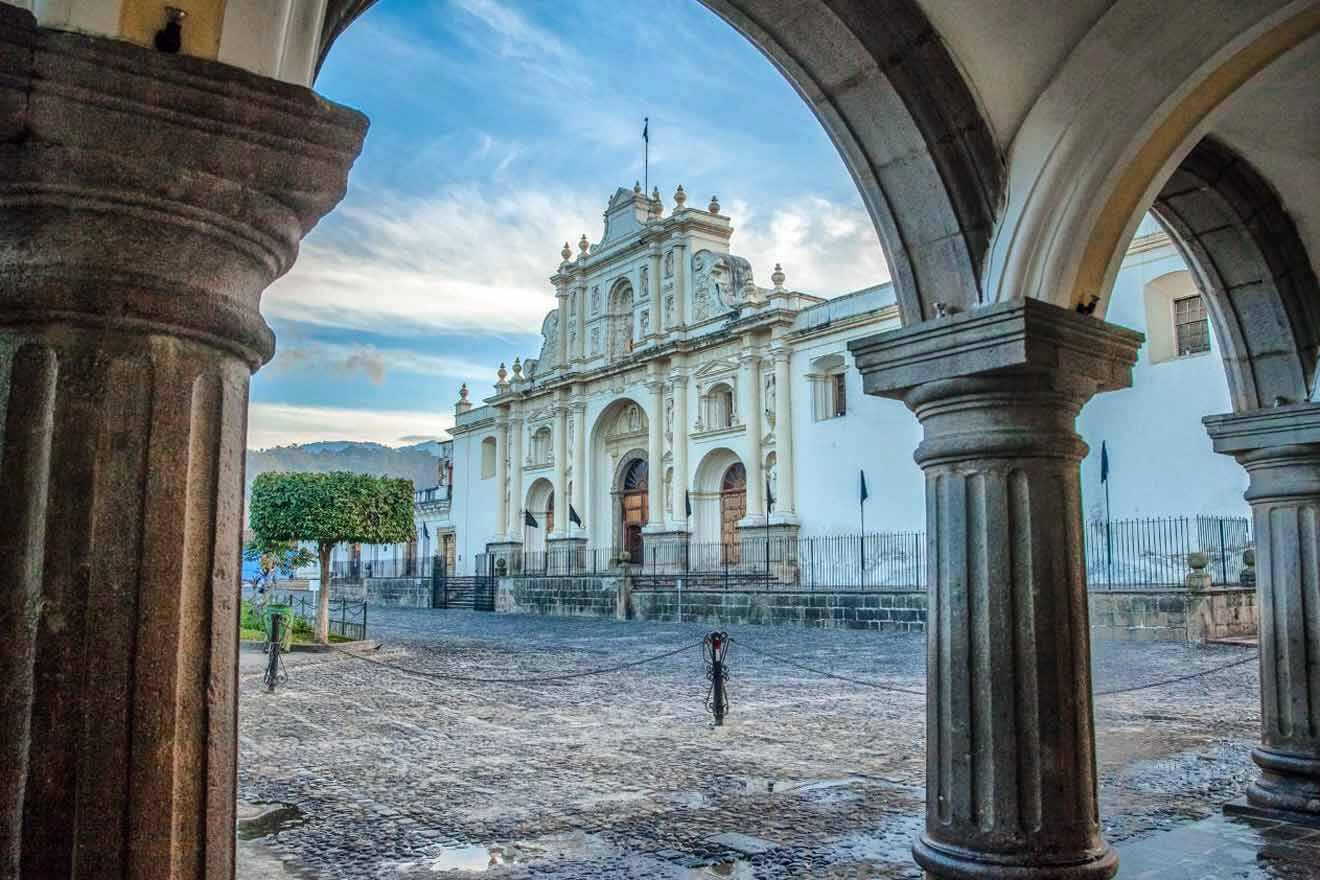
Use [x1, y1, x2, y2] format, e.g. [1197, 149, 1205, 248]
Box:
[832, 373, 847, 418]
[1173, 295, 1210, 356]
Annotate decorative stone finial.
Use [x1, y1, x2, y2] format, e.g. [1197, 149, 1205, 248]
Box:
[771, 263, 786, 290]
[561, 241, 572, 262]
[708, 194, 721, 214]
[634, 180, 642, 193]
[511, 357, 523, 380]
[497, 362, 508, 386]
[459, 383, 469, 402]
[578, 234, 589, 256]
[674, 185, 687, 208]
[652, 186, 661, 203]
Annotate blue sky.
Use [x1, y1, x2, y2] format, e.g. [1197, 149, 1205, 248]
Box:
[249, 0, 888, 449]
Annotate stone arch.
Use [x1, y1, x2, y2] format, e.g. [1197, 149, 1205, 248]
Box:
[316, 0, 1005, 324]
[612, 452, 649, 561]
[588, 396, 651, 549]
[523, 477, 554, 554]
[1150, 137, 1320, 411]
[984, 0, 1320, 313]
[692, 447, 744, 546]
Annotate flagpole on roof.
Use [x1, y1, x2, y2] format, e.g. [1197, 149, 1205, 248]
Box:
[643, 117, 649, 196]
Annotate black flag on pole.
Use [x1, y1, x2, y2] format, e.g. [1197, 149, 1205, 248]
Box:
[1100, 441, 1110, 484]
[860, 469, 869, 504]
[643, 117, 648, 142]
[569, 504, 582, 527]
[685, 490, 692, 518]
[766, 477, 775, 511]
[524, 509, 538, 528]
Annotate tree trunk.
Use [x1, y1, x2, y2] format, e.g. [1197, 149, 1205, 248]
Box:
[317, 544, 332, 644]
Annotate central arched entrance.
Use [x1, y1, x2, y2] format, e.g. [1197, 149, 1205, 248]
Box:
[619, 458, 648, 562]
[720, 462, 747, 563]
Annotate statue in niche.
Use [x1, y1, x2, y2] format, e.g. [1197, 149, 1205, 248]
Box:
[639, 266, 649, 299]
[764, 372, 776, 425]
[664, 396, 673, 442]
[664, 250, 674, 277]
[591, 286, 601, 314]
[664, 294, 674, 327]
[639, 310, 650, 337]
[590, 327, 600, 355]
[665, 468, 674, 517]
[570, 291, 577, 314]
[568, 327, 577, 353]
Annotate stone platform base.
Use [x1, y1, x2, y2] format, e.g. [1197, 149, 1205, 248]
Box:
[1224, 796, 1320, 829]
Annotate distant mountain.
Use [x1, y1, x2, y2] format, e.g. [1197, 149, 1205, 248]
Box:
[245, 440, 444, 501]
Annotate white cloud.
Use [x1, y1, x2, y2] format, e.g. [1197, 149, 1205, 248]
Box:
[270, 340, 493, 386]
[247, 403, 456, 449]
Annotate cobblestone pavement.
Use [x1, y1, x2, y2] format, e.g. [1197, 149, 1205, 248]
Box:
[237, 609, 1264, 878]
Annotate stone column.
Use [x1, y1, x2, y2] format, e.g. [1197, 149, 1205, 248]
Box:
[771, 345, 797, 520]
[850, 300, 1142, 880]
[670, 366, 691, 529]
[574, 282, 588, 362]
[572, 395, 588, 536]
[673, 243, 689, 327]
[649, 247, 663, 340]
[494, 414, 510, 542]
[1205, 403, 1320, 820]
[554, 398, 570, 538]
[646, 374, 666, 530]
[739, 352, 766, 525]
[507, 412, 524, 541]
[0, 9, 366, 877]
[555, 282, 570, 367]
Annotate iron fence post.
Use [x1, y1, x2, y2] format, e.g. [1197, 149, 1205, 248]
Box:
[1219, 517, 1229, 584]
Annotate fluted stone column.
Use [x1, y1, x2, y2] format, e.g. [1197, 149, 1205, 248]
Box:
[1205, 403, 1320, 820]
[554, 398, 570, 538]
[494, 414, 510, 542]
[771, 345, 797, 520]
[0, 8, 366, 877]
[572, 395, 588, 535]
[739, 353, 766, 525]
[649, 247, 663, 340]
[555, 282, 570, 367]
[646, 375, 666, 529]
[508, 412, 525, 540]
[673, 243, 688, 328]
[670, 367, 691, 529]
[851, 300, 1142, 880]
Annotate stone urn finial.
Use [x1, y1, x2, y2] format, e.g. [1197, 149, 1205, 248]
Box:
[708, 194, 721, 214]
[634, 180, 642, 193]
[674, 184, 687, 208]
[497, 362, 509, 387]
[511, 357, 523, 381]
[459, 383, 469, 402]
[578, 234, 589, 256]
[561, 241, 572, 262]
[1240, 546, 1256, 587]
[1185, 551, 1213, 591]
[771, 263, 786, 290]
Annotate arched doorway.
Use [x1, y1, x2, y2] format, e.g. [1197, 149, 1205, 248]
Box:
[619, 458, 648, 563]
[720, 462, 747, 563]
[523, 478, 555, 554]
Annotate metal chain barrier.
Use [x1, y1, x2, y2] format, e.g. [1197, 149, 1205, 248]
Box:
[340, 639, 705, 686]
[703, 632, 730, 725]
[730, 636, 1259, 700]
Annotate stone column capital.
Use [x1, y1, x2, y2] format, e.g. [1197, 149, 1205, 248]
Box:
[0, 10, 368, 369]
[1205, 404, 1320, 502]
[668, 372, 689, 388]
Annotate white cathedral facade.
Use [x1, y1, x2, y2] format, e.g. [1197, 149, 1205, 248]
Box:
[329, 189, 1248, 579]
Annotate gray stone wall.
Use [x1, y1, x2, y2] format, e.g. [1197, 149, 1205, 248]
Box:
[332, 578, 430, 608]
[498, 576, 621, 618]
[1087, 589, 1257, 642]
[630, 588, 928, 632]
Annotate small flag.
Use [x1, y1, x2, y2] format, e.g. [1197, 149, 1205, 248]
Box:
[1100, 441, 1110, 484]
[685, 490, 692, 518]
[569, 504, 582, 527]
[643, 117, 648, 143]
[422, 521, 429, 539]
[766, 477, 775, 510]
[860, 469, 869, 504]
[524, 509, 538, 528]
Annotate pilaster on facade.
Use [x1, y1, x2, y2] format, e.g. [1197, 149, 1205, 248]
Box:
[668, 363, 692, 532]
[507, 410, 525, 540]
[738, 351, 767, 526]
[552, 394, 571, 539]
[851, 299, 1143, 880]
[769, 344, 797, 524]
[570, 393, 589, 537]
[493, 413, 511, 543]
[644, 371, 668, 532]
[1205, 402, 1320, 821]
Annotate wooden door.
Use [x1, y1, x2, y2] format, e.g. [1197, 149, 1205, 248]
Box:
[720, 463, 747, 564]
[621, 459, 649, 562]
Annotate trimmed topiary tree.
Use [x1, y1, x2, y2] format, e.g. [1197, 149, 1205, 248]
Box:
[249, 471, 415, 643]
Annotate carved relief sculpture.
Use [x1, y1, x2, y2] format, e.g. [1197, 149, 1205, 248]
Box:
[639, 266, 649, 299]
[590, 326, 600, 355]
[591, 286, 601, 314]
[664, 250, 674, 277]
[639, 310, 650, 337]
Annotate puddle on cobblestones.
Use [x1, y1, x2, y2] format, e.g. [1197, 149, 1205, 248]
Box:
[693, 860, 753, 878]
[236, 802, 306, 840]
[399, 843, 536, 873]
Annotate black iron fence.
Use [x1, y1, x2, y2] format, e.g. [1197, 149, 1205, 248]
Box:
[472, 515, 1251, 593]
[332, 556, 434, 581]
[251, 590, 368, 640]
[1083, 514, 1251, 589]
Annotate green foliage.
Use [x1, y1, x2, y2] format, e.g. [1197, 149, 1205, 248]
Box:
[249, 471, 415, 549]
[243, 538, 316, 580]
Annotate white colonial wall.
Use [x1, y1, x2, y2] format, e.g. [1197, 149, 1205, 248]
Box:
[1075, 216, 1249, 519]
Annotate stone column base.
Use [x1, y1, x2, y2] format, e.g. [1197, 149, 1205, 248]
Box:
[640, 529, 691, 574]
[545, 536, 589, 575]
[735, 522, 801, 584]
[484, 541, 524, 576]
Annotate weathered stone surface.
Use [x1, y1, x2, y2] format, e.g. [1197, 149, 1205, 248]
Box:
[853, 302, 1143, 880]
[1206, 403, 1320, 819]
[0, 8, 366, 876]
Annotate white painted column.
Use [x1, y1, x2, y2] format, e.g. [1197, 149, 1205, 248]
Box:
[771, 346, 796, 519]
[670, 364, 690, 529]
[673, 243, 688, 328]
[740, 352, 765, 523]
[494, 414, 509, 541]
[649, 247, 662, 340]
[507, 412, 524, 541]
[647, 373, 666, 528]
[574, 283, 587, 362]
[554, 398, 569, 538]
[572, 394, 588, 536]
[555, 282, 569, 368]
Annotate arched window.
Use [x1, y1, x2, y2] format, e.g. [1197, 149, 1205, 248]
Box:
[705, 382, 734, 429]
[810, 353, 847, 420]
[480, 436, 497, 479]
[531, 426, 552, 464]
